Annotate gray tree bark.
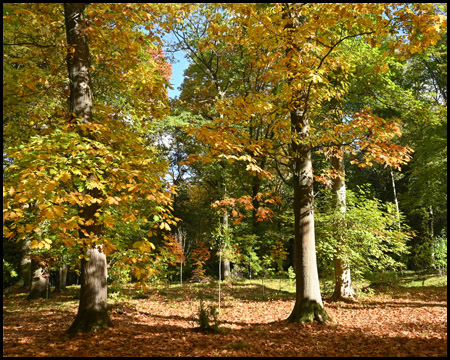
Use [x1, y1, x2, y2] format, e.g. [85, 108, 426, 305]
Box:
[283, 4, 329, 323]
[64, 3, 111, 335]
[329, 152, 355, 301]
[17, 239, 31, 288]
[287, 107, 329, 324]
[222, 209, 231, 279]
[28, 256, 48, 299]
[54, 261, 68, 293]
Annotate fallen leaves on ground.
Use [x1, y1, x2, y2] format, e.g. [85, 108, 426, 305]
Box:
[2, 284, 447, 357]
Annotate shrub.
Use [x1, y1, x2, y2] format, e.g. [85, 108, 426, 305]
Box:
[197, 292, 221, 333]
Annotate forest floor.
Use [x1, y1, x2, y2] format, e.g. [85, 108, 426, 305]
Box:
[3, 273, 447, 357]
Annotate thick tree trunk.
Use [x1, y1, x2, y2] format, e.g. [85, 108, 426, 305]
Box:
[64, 3, 111, 334]
[282, 4, 328, 325]
[67, 246, 111, 334]
[287, 108, 329, 324]
[330, 152, 355, 301]
[331, 258, 354, 300]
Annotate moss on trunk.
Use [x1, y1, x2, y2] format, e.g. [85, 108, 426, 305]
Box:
[288, 299, 331, 324]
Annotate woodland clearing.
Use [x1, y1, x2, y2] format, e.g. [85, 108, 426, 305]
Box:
[3, 275, 447, 357]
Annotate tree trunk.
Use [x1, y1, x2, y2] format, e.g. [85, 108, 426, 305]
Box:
[222, 209, 231, 279]
[68, 246, 111, 334]
[64, 3, 111, 335]
[28, 256, 49, 300]
[54, 262, 68, 293]
[287, 107, 329, 324]
[223, 258, 231, 279]
[390, 168, 401, 231]
[180, 260, 183, 286]
[282, 4, 328, 325]
[17, 239, 31, 288]
[330, 152, 355, 301]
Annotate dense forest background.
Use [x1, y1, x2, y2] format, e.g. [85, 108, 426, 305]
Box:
[3, 3, 447, 339]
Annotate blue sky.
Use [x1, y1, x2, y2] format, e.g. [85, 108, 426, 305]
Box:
[167, 50, 189, 99]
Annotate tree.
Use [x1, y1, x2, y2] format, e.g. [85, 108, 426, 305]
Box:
[329, 150, 355, 300]
[63, 3, 112, 333]
[311, 37, 418, 300]
[196, 3, 444, 324]
[28, 254, 49, 300]
[3, 3, 184, 333]
[394, 29, 447, 270]
[315, 186, 412, 284]
[172, 5, 287, 283]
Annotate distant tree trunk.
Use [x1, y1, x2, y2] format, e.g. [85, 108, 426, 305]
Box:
[176, 228, 187, 286]
[429, 204, 434, 239]
[222, 210, 231, 279]
[17, 239, 31, 288]
[390, 168, 401, 231]
[64, 3, 111, 335]
[429, 204, 435, 264]
[180, 260, 183, 286]
[223, 258, 231, 279]
[287, 107, 329, 324]
[330, 151, 355, 301]
[54, 262, 68, 293]
[28, 256, 48, 300]
[251, 168, 264, 237]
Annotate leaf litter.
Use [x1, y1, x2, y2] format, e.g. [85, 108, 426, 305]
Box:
[3, 284, 446, 357]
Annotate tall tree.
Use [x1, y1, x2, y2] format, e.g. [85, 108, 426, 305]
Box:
[173, 5, 287, 281]
[329, 150, 355, 300]
[63, 3, 111, 334]
[3, 3, 185, 333]
[197, 3, 444, 323]
[313, 38, 416, 300]
[394, 29, 447, 269]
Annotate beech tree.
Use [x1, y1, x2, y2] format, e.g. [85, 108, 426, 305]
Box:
[311, 38, 419, 300]
[171, 5, 289, 282]
[3, 3, 186, 334]
[2, 3, 445, 334]
[63, 3, 112, 333]
[193, 3, 445, 323]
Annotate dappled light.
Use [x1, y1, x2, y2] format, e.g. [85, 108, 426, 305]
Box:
[3, 279, 447, 356]
[3, 3, 446, 357]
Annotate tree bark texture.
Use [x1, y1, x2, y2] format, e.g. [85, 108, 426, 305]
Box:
[282, 4, 328, 323]
[28, 256, 48, 300]
[54, 262, 68, 293]
[287, 108, 329, 324]
[17, 239, 31, 288]
[68, 247, 111, 334]
[64, 3, 111, 335]
[330, 152, 355, 301]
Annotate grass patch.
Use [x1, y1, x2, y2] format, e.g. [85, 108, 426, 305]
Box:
[402, 273, 447, 287]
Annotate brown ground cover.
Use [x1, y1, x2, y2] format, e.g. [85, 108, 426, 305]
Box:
[3, 281, 447, 357]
